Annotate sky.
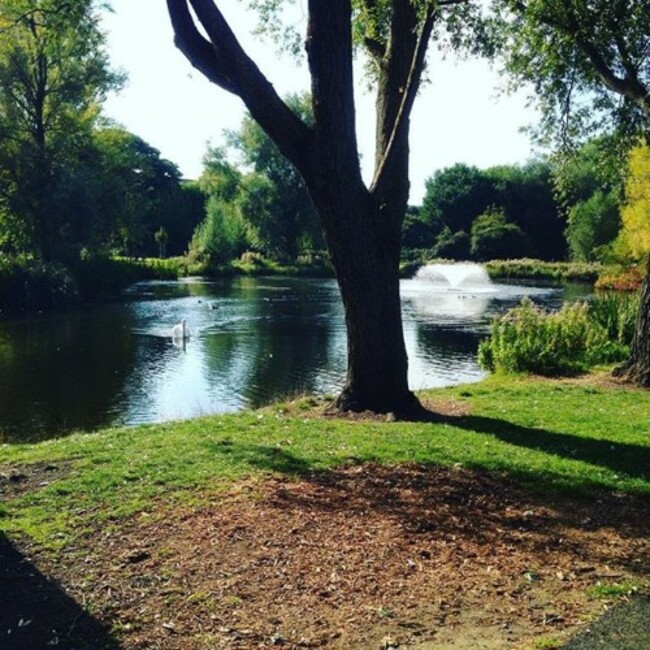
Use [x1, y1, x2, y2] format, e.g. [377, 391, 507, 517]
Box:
[102, 0, 539, 204]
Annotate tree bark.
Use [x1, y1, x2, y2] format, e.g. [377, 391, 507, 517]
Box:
[614, 259, 650, 387]
[166, 0, 433, 413]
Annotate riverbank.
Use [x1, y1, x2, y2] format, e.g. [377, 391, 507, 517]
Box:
[0, 254, 334, 312]
[1, 374, 648, 648]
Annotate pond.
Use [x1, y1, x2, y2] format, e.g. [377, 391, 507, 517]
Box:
[0, 269, 591, 441]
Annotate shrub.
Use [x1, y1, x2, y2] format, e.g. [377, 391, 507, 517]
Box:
[470, 208, 534, 261]
[0, 257, 78, 310]
[588, 292, 639, 346]
[432, 227, 471, 260]
[478, 297, 628, 375]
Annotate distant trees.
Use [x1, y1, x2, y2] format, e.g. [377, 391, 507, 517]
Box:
[0, 0, 121, 260]
[418, 160, 563, 261]
[189, 95, 322, 266]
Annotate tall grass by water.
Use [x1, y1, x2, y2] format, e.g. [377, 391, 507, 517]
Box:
[478, 297, 630, 375]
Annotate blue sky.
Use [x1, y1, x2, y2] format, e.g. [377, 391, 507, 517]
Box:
[102, 0, 539, 203]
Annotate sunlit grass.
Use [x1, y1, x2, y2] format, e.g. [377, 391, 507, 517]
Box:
[1, 374, 648, 547]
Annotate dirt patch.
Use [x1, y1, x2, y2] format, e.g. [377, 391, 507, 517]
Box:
[0, 460, 75, 500]
[10, 463, 648, 650]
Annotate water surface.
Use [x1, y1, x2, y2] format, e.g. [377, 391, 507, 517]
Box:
[0, 274, 589, 441]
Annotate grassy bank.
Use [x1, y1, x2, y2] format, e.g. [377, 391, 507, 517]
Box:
[2, 374, 648, 548]
[484, 259, 604, 283]
[2, 374, 649, 649]
[0, 256, 184, 311]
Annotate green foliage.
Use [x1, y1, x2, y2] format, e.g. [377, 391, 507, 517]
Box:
[491, 1, 650, 143]
[485, 258, 603, 283]
[589, 293, 640, 347]
[422, 164, 492, 234]
[478, 298, 628, 375]
[420, 160, 564, 261]
[470, 208, 533, 261]
[0, 0, 122, 259]
[0, 257, 77, 310]
[432, 226, 470, 260]
[565, 190, 621, 262]
[189, 196, 248, 266]
[190, 95, 322, 266]
[401, 207, 437, 249]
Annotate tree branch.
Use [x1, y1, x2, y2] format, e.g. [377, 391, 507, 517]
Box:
[371, 7, 436, 194]
[166, 0, 314, 176]
[306, 0, 363, 189]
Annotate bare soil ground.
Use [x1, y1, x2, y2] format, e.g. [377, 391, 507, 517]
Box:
[3, 462, 649, 649]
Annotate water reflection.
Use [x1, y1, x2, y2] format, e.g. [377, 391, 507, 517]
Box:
[0, 275, 589, 441]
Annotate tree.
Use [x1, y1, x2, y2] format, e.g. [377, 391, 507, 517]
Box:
[166, 0, 477, 413]
[470, 207, 532, 260]
[93, 127, 197, 258]
[422, 163, 494, 234]
[226, 95, 323, 261]
[494, 0, 650, 385]
[0, 0, 121, 260]
[189, 146, 248, 265]
[565, 190, 620, 262]
[484, 161, 564, 260]
[614, 141, 650, 385]
[493, 1, 650, 142]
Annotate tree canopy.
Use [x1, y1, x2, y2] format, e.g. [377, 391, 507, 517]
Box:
[0, 0, 121, 259]
[492, 0, 650, 143]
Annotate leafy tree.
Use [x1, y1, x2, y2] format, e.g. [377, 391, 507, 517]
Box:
[615, 141, 650, 384]
[565, 190, 620, 262]
[226, 95, 322, 261]
[401, 205, 438, 250]
[493, 0, 650, 385]
[93, 127, 197, 257]
[422, 164, 494, 234]
[189, 147, 247, 264]
[493, 1, 650, 142]
[432, 226, 471, 260]
[155, 227, 169, 258]
[484, 160, 563, 260]
[0, 0, 121, 259]
[470, 207, 532, 260]
[166, 0, 479, 413]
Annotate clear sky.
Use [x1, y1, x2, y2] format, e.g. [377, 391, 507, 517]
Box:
[102, 0, 539, 204]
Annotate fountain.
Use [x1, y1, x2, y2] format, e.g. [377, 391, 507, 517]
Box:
[414, 262, 492, 290]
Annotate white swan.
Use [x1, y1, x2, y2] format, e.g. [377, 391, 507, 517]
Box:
[172, 319, 190, 340]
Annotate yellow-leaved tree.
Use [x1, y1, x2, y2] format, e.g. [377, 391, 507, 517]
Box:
[614, 142, 650, 385]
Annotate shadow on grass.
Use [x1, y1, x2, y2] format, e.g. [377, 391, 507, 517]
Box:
[0, 533, 120, 650]
[444, 414, 650, 482]
[205, 438, 314, 475]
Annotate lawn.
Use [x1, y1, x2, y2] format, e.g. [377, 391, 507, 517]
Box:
[1, 374, 649, 649]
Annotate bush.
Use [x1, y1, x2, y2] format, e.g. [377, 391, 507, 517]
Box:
[470, 209, 534, 261]
[588, 292, 639, 346]
[478, 297, 628, 375]
[432, 227, 471, 260]
[485, 258, 603, 283]
[0, 257, 78, 310]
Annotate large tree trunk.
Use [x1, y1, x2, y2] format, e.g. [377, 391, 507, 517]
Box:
[167, 0, 435, 413]
[310, 185, 416, 413]
[614, 259, 650, 386]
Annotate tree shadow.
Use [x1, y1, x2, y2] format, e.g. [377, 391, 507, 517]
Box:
[205, 438, 314, 475]
[0, 533, 120, 650]
[442, 414, 650, 482]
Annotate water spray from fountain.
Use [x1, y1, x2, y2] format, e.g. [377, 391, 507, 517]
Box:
[415, 262, 492, 291]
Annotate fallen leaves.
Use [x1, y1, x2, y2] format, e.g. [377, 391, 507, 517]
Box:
[6, 463, 650, 649]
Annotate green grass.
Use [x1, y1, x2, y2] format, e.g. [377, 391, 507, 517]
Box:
[1, 375, 648, 548]
[485, 258, 604, 283]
